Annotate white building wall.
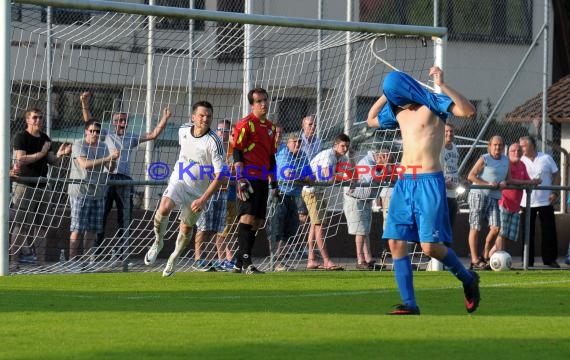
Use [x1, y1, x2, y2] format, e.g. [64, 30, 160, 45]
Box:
[10, 0, 553, 123]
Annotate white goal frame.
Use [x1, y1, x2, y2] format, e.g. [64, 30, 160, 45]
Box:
[2, 0, 447, 276]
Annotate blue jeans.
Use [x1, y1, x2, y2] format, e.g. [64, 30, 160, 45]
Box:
[97, 174, 132, 250]
[269, 194, 300, 244]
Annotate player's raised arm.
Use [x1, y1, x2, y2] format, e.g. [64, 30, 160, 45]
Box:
[430, 66, 476, 118]
[366, 95, 388, 128]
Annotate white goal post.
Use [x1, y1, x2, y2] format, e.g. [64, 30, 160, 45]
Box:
[3, 0, 447, 276]
[1, 2, 11, 276]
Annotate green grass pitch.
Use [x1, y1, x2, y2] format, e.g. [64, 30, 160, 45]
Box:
[1, 270, 569, 359]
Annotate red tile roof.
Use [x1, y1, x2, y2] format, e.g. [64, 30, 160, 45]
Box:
[504, 74, 570, 123]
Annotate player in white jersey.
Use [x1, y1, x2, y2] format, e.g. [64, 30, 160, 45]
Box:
[143, 101, 226, 276]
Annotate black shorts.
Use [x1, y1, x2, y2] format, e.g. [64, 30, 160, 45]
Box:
[237, 179, 269, 220]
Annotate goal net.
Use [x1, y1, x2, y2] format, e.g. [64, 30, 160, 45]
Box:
[8, 2, 443, 274]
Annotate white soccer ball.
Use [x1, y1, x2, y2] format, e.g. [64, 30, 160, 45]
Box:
[489, 251, 512, 271]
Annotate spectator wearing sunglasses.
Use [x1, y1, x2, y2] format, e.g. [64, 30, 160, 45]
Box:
[80, 92, 171, 258]
[68, 120, 119, 263]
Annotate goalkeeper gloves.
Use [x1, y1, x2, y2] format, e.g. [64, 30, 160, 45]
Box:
[236, 178, 254, 201]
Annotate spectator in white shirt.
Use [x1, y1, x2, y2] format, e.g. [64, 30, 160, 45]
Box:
[519, 136, 560, 268]
[301, 133, 350, 271]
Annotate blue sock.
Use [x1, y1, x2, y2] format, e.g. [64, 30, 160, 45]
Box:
[393, 256, 417, 309]
[441, 248, 474, 285]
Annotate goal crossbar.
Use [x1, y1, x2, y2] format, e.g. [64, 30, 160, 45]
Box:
[14, 0, 447, 37]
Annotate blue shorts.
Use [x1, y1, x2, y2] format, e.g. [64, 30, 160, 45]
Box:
[377, 71, 453, 129]
[382, 171, 452, 244]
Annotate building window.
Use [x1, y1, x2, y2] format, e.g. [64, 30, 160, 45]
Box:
[147, 0, 206, 31]
[276, 97, 316, 133]
[356, 96, 377, 124]
[360, 0, 532, 45]
[56, 88, 123, 130]
[216, 0, 245, 63]
[360, 0, 431, 27]
[443, 0, 532, 44]
[41, 7, 91, 26]
[12, 4, 22, 22]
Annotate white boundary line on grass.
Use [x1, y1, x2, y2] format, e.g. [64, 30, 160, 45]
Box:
[14, 278, 570, 301]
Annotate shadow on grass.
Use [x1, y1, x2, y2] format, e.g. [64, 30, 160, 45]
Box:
[4, 336, 570, 360]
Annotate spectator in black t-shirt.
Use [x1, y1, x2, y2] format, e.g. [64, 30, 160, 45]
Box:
[11, 108, 71, 265]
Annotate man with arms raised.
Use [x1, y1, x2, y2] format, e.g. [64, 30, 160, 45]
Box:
[80, 92, 171, 256]
[367, 67, 479, 315]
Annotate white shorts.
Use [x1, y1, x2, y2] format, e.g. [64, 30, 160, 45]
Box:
[162, 180, 201, 227]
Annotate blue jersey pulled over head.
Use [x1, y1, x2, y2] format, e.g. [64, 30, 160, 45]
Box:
[377, 71, 453, 129]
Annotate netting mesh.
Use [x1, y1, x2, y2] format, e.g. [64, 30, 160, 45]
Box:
[9, 4, 443, 274]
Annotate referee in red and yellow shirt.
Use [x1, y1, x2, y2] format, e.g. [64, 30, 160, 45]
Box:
[231, 88, 278, 274]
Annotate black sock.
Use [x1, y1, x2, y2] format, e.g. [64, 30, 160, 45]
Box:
[237, 223, 253, 268]
[246, 229, 257, 266]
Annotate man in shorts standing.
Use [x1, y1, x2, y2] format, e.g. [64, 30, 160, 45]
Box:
[302, 134, 349, 271]
[68, 120, 119, 262]
[344, 148, 392, 270]
[367, 67, 479, 315]
[215, 121, 239, 271]
[143, 101, 226, 277]
[193, 119, 234, 271]
[494, 143, 540, 253]
[467, 135, 510, 270]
